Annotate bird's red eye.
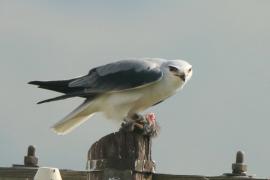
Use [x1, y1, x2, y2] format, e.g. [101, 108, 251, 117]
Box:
[169, 66, 178, 72]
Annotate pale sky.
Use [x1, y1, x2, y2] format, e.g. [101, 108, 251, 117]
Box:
[1, 0, 270, 177]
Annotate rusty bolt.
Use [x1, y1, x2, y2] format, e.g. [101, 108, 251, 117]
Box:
[236, 151, 244, 163]
[232, 151, 247, 176]
[24, 145, 38, 167]
[27, 145, 35, 156]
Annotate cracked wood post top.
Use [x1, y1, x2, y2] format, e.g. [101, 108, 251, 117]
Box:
[87, 130, 155, 180]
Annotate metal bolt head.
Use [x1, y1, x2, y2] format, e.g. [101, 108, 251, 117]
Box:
[27, 145, 36, 156]
[236, 151, 244, 163]
[232, 151, 247, 175]
[24, 145, 38, 167]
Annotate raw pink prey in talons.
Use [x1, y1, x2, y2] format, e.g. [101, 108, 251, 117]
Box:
[145, 112, 156, 124]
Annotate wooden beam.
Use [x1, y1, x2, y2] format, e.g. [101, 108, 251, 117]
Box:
[87, 130, 155, 180]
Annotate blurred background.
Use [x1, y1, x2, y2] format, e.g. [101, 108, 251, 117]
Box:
[1, 0, 270, 177]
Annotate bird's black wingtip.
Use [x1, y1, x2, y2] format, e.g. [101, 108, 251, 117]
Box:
[28, 81, 39, 85]
[37, 99, 51, 104]
[37, 101, 44, 104]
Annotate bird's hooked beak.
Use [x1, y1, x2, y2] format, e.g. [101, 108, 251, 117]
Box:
[168, 65, 186, 82]
[176, 73, 186, 82]
[178, 73, 186, 82]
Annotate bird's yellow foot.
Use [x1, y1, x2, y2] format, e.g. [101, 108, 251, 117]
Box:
[120, 113, 160, 137]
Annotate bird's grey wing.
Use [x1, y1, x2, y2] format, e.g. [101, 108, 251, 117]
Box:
[69, 59, 163, 93]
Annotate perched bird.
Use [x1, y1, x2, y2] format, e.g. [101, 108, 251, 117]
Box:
[29, 58, 193, 135]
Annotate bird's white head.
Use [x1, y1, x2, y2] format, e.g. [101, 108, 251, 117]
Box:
[164, 60, 193, 83]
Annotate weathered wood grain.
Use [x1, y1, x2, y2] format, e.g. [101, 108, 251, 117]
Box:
[87, 130, 155, 180]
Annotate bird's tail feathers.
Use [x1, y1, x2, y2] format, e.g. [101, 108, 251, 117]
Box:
[51, 100, 97, 135]
[29, 80, 76, 93]
[36, 91, 93, 104]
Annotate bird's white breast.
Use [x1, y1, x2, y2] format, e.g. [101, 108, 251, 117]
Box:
[94, 73, 184, 121]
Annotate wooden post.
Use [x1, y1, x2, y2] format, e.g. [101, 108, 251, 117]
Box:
[87, 130, 155, 180]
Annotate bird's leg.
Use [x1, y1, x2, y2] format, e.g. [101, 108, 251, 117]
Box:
[121, 113, 144, 132]
[120, 112, 160, 137]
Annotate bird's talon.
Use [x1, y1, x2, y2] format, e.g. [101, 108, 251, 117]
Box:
[120, 113, 159, 137]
